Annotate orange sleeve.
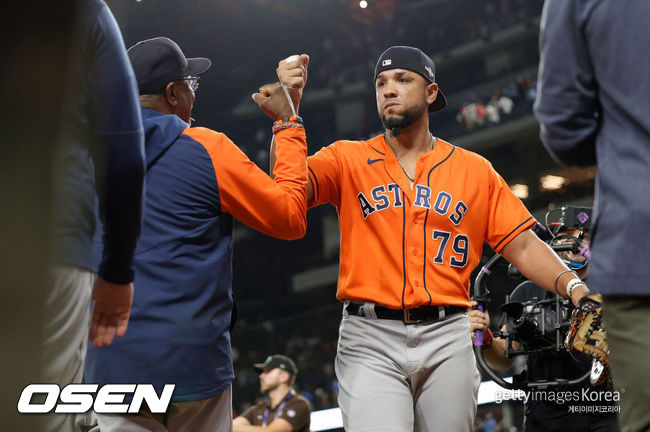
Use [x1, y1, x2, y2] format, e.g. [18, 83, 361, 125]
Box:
[307, 142, 342, 209]
[184, 127, 307, 240]
[484, 160, 536, 252]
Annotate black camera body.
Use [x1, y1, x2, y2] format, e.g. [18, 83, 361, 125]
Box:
[472, 206, 593, 389]
[499, 294, 572, 357]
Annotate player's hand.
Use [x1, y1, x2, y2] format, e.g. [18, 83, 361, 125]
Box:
[570, 283, 590, 307]
[88, 276, 133, 348]
[469, 300, 490, 334]
[277, 54, 309, 112]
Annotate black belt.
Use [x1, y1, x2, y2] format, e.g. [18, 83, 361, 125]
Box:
[345, 303, 466, 325]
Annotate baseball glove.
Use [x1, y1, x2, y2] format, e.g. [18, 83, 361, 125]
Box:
[564, 293, 610, 384]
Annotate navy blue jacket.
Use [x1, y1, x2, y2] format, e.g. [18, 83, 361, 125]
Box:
[85, 109, 307, 401]
[534, 0, 650, 296]
[51, 0, 145, 283]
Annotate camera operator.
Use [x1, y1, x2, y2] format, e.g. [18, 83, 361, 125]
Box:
[470, 207, 619, 431]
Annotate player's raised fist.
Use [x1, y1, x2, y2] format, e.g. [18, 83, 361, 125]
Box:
[252, 82, 295, 121]
[277, 54, 309, 111]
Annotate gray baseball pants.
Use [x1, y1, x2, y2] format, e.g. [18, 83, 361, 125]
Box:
[335, 302, 480, 432]
[40, 265, 94, 432]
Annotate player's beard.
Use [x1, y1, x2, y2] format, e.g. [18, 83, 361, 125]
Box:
[380, 101, 427, 137]
[260, 381, 278, 395]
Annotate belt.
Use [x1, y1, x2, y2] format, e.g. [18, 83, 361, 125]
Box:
[345, 303, 466, 325]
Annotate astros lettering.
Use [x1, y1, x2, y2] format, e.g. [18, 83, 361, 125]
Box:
[357, 184, 467, 226]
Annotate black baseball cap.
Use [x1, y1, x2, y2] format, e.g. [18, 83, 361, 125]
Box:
[254, 354, 298, 376]
[127, 37, 211, 95]
[374, 46, 447, 113]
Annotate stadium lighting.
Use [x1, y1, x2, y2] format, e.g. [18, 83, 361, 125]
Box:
[359, 0, 368, 8]
[540, 174, 566, 191]
[510, 184, 529, 199]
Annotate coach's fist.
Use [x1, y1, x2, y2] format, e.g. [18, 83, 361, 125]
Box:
[277, 54, 309, 112]
[252, 82, 295, 121]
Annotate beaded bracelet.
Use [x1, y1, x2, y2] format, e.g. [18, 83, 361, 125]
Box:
[566, 278, 588, 298]
[272, 116, 304, 134]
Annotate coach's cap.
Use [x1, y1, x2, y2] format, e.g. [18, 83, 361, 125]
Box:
[374, 46, 447, 113]
[127, 37, 211, 95]
[254, 354, 298, 376]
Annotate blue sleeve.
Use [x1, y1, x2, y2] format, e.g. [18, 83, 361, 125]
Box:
[90, 3, 145, 283]
[533, 0, 599, 166]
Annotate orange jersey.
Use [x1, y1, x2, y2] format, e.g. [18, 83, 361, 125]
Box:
[307, 134, 535, 309]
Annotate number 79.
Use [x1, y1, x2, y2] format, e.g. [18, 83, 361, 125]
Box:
[431, 230, 469, 268]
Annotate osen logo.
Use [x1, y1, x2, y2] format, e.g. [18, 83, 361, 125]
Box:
[17, 384, 175, 414]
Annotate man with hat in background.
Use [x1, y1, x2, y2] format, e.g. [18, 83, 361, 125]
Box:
[83, 37, 310, 432]
[233, 355, 311, 432]
[275, 45, 597, 431]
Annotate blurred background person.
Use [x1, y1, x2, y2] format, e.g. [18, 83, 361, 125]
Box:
[535, 2, 650, 430]
[233, 355, 311, 432]
[43, 0, 145, 430]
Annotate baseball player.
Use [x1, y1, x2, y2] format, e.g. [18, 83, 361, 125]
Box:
[276, 46, 594, 431]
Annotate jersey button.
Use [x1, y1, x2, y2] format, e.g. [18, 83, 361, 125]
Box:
[412, 249, 418, 256]
[413, 217, 419, 224]
[415, 281, 420, 287]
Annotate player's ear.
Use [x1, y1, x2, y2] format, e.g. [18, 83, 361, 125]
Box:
[425, 82, 438, 107]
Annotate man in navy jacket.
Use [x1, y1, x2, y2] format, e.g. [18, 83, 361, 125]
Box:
[85, 37, 309, 431]
[534, 2, 650, 430]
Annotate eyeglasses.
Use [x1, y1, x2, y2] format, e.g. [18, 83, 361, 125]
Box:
[181, 76, 200, 92]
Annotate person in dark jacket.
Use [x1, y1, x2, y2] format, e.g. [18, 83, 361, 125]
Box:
[84, 37, 309, 431]
[43, 0, 145, 430]
[534, 2, 650, 431]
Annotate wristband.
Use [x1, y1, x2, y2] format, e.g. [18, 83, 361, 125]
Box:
[566, 278, 588, 298]
[272, 116, 304, 134]
[277, 115, 303, 124]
